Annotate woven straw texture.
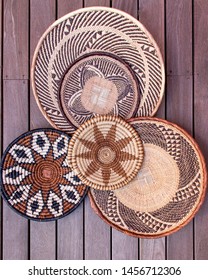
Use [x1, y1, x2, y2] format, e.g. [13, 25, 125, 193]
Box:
[68, 115, 144, 191]
[59, 53, 140, 128]
[89, 118, 207, 238]
[0, 129, 88, 221]
[31, 7, 165, 133]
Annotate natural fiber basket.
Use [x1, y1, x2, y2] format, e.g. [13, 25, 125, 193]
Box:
[31, 7, 165, 133]
[89, 117, 207, 238]
[68, 115, 144, 191]
[0, 128, 88, 221]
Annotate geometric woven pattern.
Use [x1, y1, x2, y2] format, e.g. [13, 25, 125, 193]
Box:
[0, 129, 88, 221]
[89, 118, 207, 238]
[31, 7, 165, 133]
[68, 115, 144, 190]
[60, 53, 140, 128]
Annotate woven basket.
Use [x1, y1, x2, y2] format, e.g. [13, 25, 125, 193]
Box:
[89, 117, 207, 238]
[31, 7, 165, 133]
[0, 128, 88, 221]
[68, 115, 144, 191]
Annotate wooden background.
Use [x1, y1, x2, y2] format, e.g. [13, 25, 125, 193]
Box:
[0, 0, 208, 260]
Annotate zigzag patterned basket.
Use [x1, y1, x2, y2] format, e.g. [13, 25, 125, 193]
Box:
[89, 117, 207, 238]
[31, 7, 165, 133]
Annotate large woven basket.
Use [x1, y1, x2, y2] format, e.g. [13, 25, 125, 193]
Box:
[0, 128, 88, 221]
[31, 7, 165, 133]
[68, 115, 144, 191]
[89, 117, 207, 238]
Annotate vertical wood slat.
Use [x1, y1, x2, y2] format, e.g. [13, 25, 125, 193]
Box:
[3, 0, 29, 79]
[85, 0, 110, 6]
[0, 0, 3, 261]
[57, 0, 83, 17]
[111, 0, 139, 260]
[29, 0, 56, 260]
[56, 0, 84, 260]
[194, 0, 208, 260]
[112, 0, 138, 18]
[166, 0, 193, 260]
[84, 0, 111, 260]
[2, 0, 29, 260]
[139, 0, 166, 260]
[3, 80, 28, 259]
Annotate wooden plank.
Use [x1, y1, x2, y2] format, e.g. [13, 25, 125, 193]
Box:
[194, 0, 208, 260]
[139, 0, 166, 260]
[83, 0, 111, 260]
[3, 0, 29, 79]
[112, 0, 138, 19]
[85, 196, 110, 260]
[57, 0, 83, 18]
[166, 0, 192, 76]
[3, 80, 28, 259]
[111, 0, 139, 260]
[166, 0, 193, 260]
[0, 0, 3, 260]
[56, 0, 84, 260]
[29, 0, 56, 260]
[85, 0, 110, 6]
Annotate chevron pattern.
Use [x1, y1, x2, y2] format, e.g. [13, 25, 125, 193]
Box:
[33, 8, 164, 132]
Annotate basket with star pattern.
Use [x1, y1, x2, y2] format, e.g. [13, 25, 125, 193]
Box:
[0, 128, 88, 221]
[68, 115, 144, 191]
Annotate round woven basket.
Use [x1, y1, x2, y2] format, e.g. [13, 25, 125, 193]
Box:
[59, 52, 140, 128]
[89, 117, 207, 238]
[68, 115, 144, 191]
[0, 128, 88, 221]
[31, 7, 165, 133]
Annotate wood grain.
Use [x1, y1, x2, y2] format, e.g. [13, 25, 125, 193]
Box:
[57, 0, 83, 18]
[3, 0, 29, 79]
[112, 0, 138, 19]
[166, 0, 192, 76]
[3, 80, 28, 259]
[85, 0, 110, 6]
[29, 0, 56, 260]
[85, 196, 110, 260]
[139, 0, 166, 260]
[166, 0, 193, 260]
[194, 0, 208, 260]
[0, 0, 3, 260]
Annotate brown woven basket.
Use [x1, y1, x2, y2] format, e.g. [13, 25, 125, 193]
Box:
[0, 128, 88, 221]
[31, 7, 165, 133]
[68, 115, 144, 191]
[89, 117, 207, 238]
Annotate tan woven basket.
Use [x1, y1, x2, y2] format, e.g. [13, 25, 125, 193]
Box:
[31, 7, 165, 133]
[68, 115, 144, 191]
[89, 117, 207, 238]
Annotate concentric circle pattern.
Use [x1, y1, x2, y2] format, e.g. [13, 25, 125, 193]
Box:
[32, 7, 165, 133]
[0, 129, 88, 221]
[68, 115, 144, 190]
[89, 118, 207, 238]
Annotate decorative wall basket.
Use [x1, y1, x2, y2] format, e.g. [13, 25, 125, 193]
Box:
[31, 7, 165, 133]
[89, 118, 207, 238]
[0, 129, 88, 221]
[68, 115, 144, 191]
